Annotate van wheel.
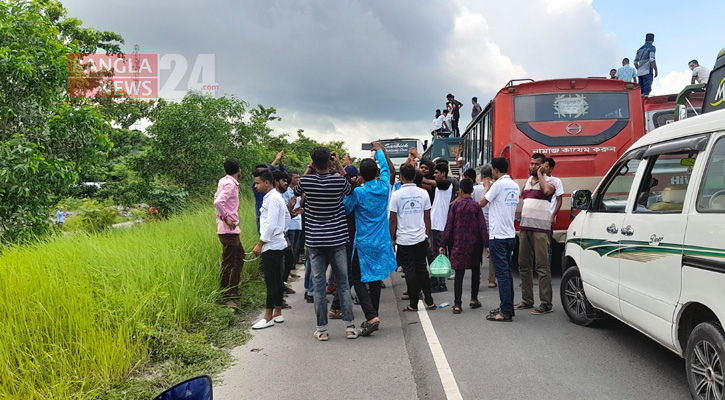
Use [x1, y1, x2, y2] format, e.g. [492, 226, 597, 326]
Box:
[560, 266, 594, 326]
[686, 322, 725, 400]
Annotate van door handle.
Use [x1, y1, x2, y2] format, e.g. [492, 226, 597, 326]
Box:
[621, 225, 634, 236]
[606, 224, 618, 234]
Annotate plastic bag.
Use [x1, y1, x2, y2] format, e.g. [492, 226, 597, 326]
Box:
[430, 254, 452, 278]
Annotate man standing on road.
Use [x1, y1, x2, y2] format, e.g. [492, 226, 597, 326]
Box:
[478, 157, 520, 322]
[689, 60, 710, 84]
[423, 163, 454, 293]
[251, 170, 290, 330]
[390, 163, 436, 311]
[294, 147, 359, 341]
[213, 158, 244, 309]
[515, 154, 555, 315]
[344, 142, 398, 336]
[468, 167, 497, 289]
[273, 170, 299, 292]
[616, 58, 637, 83]
[634, 33, 658, 96]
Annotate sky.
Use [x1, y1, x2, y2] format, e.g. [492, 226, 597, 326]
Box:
[61, 0, 725, 158]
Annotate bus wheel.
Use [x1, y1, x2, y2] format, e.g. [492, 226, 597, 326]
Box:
[686, 322, 725, 400]
[560, 266, 594, 326]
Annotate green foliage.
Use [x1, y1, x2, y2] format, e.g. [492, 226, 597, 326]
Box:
[0, 201, 263, 399]
[141, 92, 249, 197]
[0, 136, 76, 243]
[145, 181, 188, 219]
[63, 199, 118, 232]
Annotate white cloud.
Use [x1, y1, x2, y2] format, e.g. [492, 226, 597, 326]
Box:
[651, 70, 693, 96]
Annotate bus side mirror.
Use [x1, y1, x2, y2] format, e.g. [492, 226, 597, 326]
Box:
[674, 104, 687, 122]
[570, 189, 591, 220]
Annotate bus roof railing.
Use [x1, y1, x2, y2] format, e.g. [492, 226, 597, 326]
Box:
[505, 79, 534, 87]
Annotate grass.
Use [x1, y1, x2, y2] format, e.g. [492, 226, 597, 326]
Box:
[0, 197, 264, 399]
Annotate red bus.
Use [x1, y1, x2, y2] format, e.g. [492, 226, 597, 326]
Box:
[460, 78, 647, 272]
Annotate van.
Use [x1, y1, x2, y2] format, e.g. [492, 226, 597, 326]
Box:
[563, 108, 725, 400]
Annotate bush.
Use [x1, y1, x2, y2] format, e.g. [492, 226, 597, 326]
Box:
[145, 182, 188, 219]
[62, 199, 119, 232]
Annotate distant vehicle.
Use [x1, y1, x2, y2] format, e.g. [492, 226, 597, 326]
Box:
[460, 77, 647, 272]
[421, 136, 462, 177]
[362, 138, 422, 171]
[564, 107, 725, 400]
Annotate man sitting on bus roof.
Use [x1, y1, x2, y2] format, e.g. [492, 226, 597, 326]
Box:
[689, 60, 710, 85]
[430, 109, 445, 137]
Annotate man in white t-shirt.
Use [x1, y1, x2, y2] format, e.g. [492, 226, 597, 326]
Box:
[430, 109, 445, 136]
[478, 157, 520, 322]
[689, 59, 710, 85]
[425, 163, 454, 292]
[390, 164, 436, 310]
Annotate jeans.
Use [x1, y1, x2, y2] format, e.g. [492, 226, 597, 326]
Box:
[261, 249, 284, 309]
[304, 254, 313, 292]
[490, 238, 516, 317]
[397, 240, 434, 308]
[639, 72, 653, 95]
[454, 262, 480, 307]
[309, 245, 355, 331]
[518, 230, 552, 309]
[218, 234, 244, 298]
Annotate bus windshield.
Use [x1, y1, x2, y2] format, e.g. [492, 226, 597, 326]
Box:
[514, 92, 630, 123]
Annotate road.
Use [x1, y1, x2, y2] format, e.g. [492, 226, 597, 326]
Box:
[215, 267, 690, 400]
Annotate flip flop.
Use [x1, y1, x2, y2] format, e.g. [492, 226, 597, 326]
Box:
[426, 303, 437, 310]
[470, 300, 482, 309]
[402, 305, 418, 312]
[488, 283, 497, 288]
[486, 313, 512, 322]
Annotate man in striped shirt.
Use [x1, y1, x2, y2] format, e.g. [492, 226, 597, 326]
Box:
[294, 147, 358, 341]
[515, 153, 555, 315]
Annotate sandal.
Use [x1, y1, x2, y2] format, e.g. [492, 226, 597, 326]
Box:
[470, 300, 482, 309]
[425, 303, 437, 310]
[314, 330, 329, 341]
[402, 305, 418, 312]
[488, 282, 497, 288]
[486, 312, 512, 322]
[489, 307, 501, 315]
[346, 325, 360, 339]
[329, 309, 342, 319]
[360, 320, 380, 336]
[531, 306, 553, 315]
[452, 305, 462, 314]
[513, 302, 533, 310]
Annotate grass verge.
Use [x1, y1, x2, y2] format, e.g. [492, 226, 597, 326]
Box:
[0, 198, 263, 399]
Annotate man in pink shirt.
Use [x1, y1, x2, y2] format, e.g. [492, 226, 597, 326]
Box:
[213, 158, 244, 308]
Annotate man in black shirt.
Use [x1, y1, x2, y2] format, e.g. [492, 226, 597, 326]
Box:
[446, 93, 464, 137]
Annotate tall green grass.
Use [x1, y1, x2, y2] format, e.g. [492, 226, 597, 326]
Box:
[0, 198, 261, 399]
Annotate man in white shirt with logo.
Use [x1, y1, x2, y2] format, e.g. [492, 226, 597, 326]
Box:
[252, 170, 290, 330]
[478, 157, 520, 322]
[390, 164, 436, 311]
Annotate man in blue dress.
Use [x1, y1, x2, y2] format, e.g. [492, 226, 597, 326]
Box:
[344, 142, 398, 336]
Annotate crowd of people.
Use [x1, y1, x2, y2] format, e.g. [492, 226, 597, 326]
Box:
[608, 32, 710, 96]
[213, 144, 566, 340]
[429, 93, 483, 138]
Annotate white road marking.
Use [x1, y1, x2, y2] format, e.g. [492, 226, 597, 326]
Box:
[416, 300, 463, 400]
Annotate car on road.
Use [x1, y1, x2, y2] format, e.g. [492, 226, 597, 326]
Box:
[562, 108, 725, 400]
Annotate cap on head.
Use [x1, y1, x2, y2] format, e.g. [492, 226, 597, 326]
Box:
[344, 165, 359, 176]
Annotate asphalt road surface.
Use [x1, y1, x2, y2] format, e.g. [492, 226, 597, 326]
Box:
[215, 265, 691, 400]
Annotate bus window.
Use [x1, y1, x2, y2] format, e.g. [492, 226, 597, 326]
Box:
[513, 93, 630, 123]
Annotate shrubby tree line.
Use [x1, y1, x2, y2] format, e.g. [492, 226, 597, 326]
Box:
[0, 0, 346, 244]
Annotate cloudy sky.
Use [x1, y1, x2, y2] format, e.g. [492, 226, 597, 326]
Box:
[62, 0, 724, 158]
